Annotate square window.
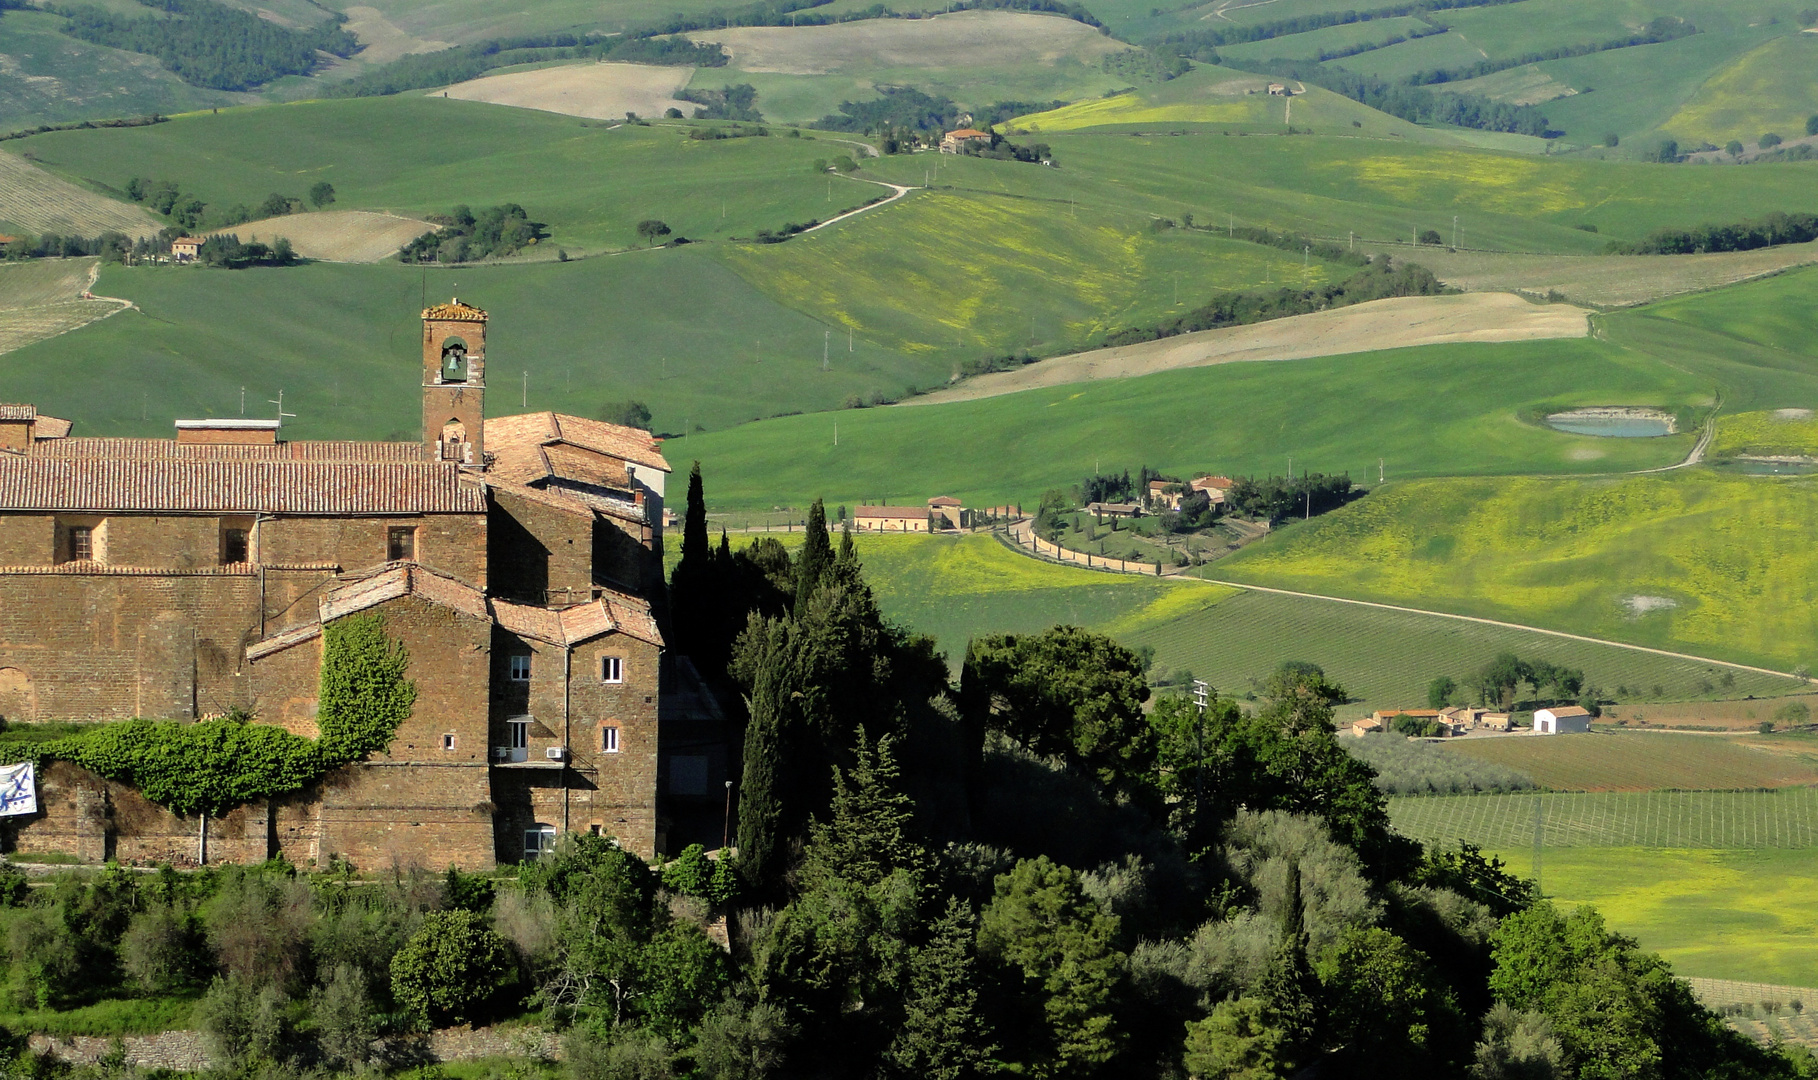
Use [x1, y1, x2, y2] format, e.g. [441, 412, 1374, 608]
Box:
[508, 654, 531, 682]
[524, 825, 555, 860]
[68, 526, 92, 562]
[223, 528, 249, 565]
[601, 656, 624, 683]
[601, 726, 620, 753]
[387, 526, 416, 562]
[442, 733, 457, 751]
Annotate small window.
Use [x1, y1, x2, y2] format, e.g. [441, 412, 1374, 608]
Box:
[222, 528, 249, 565]
[601, 655, 624, 683]
[601, 725, 620, 753]
[508, 654, 531, 682]
[524, 824, 556, 860]
[441, 733, 457, 751]
[508, 720, 530, 749]
[67, 525, 92, 562]
[387, 526, 416, 562]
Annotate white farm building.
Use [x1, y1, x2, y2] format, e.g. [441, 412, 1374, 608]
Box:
[1533, 706, 1593, 734]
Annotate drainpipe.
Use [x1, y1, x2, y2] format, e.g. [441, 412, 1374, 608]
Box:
[562, 646, 571, 834]
[198, 811, 207, 865]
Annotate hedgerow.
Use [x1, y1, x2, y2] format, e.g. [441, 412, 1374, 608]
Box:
[33, 614, 415, 817]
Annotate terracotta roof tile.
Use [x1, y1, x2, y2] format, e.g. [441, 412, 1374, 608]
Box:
[486, 412, 670, 473]
[0, 458, 483, 514]
[0, 405, 36, 421]
[38, 438, 426, 462]
[422, 301, 487, 322]
[491, 589, 661, 649]
[33, 416, 71, 439]
[856, 506, 927, 517]
[318, 563, 488, 624]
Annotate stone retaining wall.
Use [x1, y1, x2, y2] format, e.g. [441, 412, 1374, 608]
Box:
[28, 1024, 560, 1071]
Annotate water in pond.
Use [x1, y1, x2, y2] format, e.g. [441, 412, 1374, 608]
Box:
[1544, 411, 1673, 438]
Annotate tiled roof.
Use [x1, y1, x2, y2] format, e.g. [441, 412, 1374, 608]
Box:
[946, 129, 989, 139]
[0, 458, 484, 514]
[422, 300, 486, 322]
[245, 623, 321, 661]
[33, 416, 71, 439]
[491, 588, 662, 649]
[856, 506, 927, 517]
[0, 405, 36, 421]
[38, 438, 426, 461]
[318, 563, 489, 624]
[927, 496, 962, 506]
[486, 412, 670, 473]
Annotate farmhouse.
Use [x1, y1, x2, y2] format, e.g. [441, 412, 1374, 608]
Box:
[1267, 83, 1289, 96]
[927, 495, 972, 530]
[1191, 475, 1234, 503]
[1147, 480, 1183, 512]
[940, 128, 993, 153]
[1351, 718, 1383, 736]
[854, 505, 930, 532]
[170, 237, 202, 262]
[1534, 706, 1593, 734]
[1086, 501, 1142, 518]
[0, 300, 696, 871]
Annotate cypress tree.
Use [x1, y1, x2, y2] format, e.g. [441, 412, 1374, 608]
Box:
[1257, 858, 1319, 1056]
[736, 638, 788, 897]
[793, 498, 832, 614]
[682, 461, 710, 566]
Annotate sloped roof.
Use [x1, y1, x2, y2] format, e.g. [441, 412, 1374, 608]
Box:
[32, 416, 71, 440]
[486, 412, 670, 473]
[927, 496, 962, 506]
[0, 458, 483, 514]
[856, 506, 926, 518]
[946, 129, 989, 139]
[0, 405, 36, 421]
[37, 438, 426, 461]
[491, 587, 662, 649]
[318, 563, 489, 624]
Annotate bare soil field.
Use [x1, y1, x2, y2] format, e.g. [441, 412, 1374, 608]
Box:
[341, 5, 452, 64]
[440, 62, 695, 121]
[687, 11, 1127, 75]
[0, 151, 159, 239]
[1385, 242, 1818, 307]
[206, 211, 434, 262]
[905, 292, 1588, 405]
[0, 258, 123, 356]
[1444, 731, 1818, 792]
[1599, 692, 1818, 732]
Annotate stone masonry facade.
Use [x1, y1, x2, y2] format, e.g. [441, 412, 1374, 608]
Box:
[0, 302, 679, 869]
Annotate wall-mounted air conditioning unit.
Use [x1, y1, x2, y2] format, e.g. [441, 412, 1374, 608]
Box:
[492, 746, 512, 763]
[546, 746, 568, 761]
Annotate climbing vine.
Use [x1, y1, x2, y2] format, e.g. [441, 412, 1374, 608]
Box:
[34, 614, 416, 817]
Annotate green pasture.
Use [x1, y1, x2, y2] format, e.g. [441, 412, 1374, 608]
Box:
[1487, 847, 1818, 984]
[0, 253, 957, 438]
[701, 57, 1133, 127]
[680, 335, 1705, 508]
[1711, 411, 1818, 459]
[1216, 18, 1434, 65]
[1325, 30, 1491, 81]
[1646, 264, 1818, 363]
[1536, 29, 1788, 146]
[1118, 588, 1799, 709]
[319, 0, 739, 43]
[1660, 34, 1818, 147]
[717, 188, 1344, 356]
[1215, 470, 1818, 671]
[14, 98, 847, 253]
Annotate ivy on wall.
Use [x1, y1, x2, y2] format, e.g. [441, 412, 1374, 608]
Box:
[34, 614, 417, 817]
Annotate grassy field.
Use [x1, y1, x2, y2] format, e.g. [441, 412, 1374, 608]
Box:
[686, 12, 1135, 125]
[1661, 34, 1818, 147]
[1711, 410, 1818, 459]
[0, 257, 123, 356]
[681, 336, 1705, 508]
[14, 98, 847, 253]
[1483, 847, 1818, 984]
[1215, 18, 1434, 65]
[1214, 470, 1818, 672]
[1388, 788, 1818, 849]
[1646, 265, 1818, 362]
[0, 253, 957, 438]
[0, 9, 244, 129]
[1118, 588, 1800, 709]
[0, 151, 159, 238]
[1444, 732, 1818, 791]
[1384, 242, 1818, 307]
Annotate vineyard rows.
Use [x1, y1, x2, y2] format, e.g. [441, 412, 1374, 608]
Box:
[1444, 732, 1818, 792]
[0, 151, 158, 238]
[1388, 789, 1818, 849]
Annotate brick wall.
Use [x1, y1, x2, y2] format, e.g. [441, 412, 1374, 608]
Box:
[489, 491, 591, 604]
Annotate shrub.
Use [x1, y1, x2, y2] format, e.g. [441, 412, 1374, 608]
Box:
[7, 905, 81, 1009]
[194, 976, 292, 1067]
[1760, 132, 1783, 148]
[1774, 701, 1810, 726]
[635, 220, 672, 245]
[308, 182, 335, 208]
[600, 401, 653, 429]
[565, 1027, 675, 1080]
[310, 963, 377, 1069]
[1418, 229, 1443, 245]
[389, 910, 518, 1029]
[121, 903, 206, 992]
[660, 845, 738, 904]
[693, 999, 794, 1080]
[203, 870, 313, 991]
[1727, 140, 1745, 157]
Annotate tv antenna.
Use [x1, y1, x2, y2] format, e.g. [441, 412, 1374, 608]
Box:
[268, 391, 296, 425]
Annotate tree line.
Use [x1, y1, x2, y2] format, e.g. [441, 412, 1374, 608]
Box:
[1403, 15, 1696, 86]
[815, 86, 1065, 136]
[1163, 217, 1374, 267]
[1428, 652, 1597, 713]
[1226, 472, 1358, 521]
[1607, 211, 1818, 255]
[50, 0, 358, 90]
[1142, 0, 1526, 50]
[1104, 256, 1450, 347]
[120, 176, 333, 234]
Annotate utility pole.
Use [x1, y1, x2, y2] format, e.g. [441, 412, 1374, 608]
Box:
[834, 421, 838, 446]
[239, 387, 245, 416]
[1192, 679, 1209, 826]
[1453, 215, 1459, 248]
[1379, 457, 1385, 483]
[267, 391, 295, 426]
[849, 326, 853, 352]
[823, 330, 830, 371]
[522, 370, 528, 408]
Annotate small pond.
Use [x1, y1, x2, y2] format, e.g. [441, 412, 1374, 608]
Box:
[1544, 407, 1675, 438]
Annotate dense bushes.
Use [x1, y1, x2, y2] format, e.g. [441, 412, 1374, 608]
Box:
[1226, 472, 1358, 521]
[398, 204, 546, 263]
[52, 0, 357, 90]
[1104, 257, 1451, 347]
[679, 84, 763, 122]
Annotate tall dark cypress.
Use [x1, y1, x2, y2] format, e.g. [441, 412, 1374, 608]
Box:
[682, 461, 710, 566]
[736, 638, 788, 896]
[668, 461, 712, 657]
[793, 498, 832, 614]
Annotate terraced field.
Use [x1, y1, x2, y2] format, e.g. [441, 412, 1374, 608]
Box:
[1444, 732, 1818, 792]
[1389, 788, 1818, 848]
[0, 150, 157, 238]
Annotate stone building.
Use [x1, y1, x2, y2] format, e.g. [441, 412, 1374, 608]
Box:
[0, 301, 681, 869]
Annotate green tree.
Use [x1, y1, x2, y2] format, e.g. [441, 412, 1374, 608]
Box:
[1808, 115, 1818, 137]
[636, 219, 672, 245]
[308, 181, 336, 208]
[1182, 996, 1289, 1080]
[1427, 676, 1457, 709]
[1761, 132, 1783, 148]
[1727, 140, 1746, 157]
[800, 729, 919, 889]
[793, 498, 833, 613]
[1475, 653, 1531, 710]
[1253, 861, 1317, 1058]
[979, 856, 1124, 1077]
[1470, 1002, 1566, 1080]
[961, 626, 1155, 805]
[311, 963, 378, 1069]
[600, 400, 653, 429]
[390, 909, 518, 1028]
[695, 999, 795, 1079]
[735, 633, 788, 897]
[1317, 926, 1462, 1077]
[888, 898, 997, 1079]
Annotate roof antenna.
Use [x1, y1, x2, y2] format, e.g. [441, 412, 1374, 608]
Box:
[268, 390, 296, 426]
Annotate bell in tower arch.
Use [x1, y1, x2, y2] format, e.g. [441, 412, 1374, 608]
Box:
[441, 340, 469, 384]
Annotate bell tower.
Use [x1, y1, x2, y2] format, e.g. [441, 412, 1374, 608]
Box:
[422, 299, 487, 466]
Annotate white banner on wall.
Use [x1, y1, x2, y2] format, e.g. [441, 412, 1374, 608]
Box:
[0, 762, 37, 817]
